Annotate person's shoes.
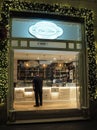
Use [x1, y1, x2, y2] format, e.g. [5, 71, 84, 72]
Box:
[34, 104, 39, 107]
[40, 104, 42, 106]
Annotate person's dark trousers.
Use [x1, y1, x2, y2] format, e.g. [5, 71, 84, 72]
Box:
[39, 90, 42, 106]
[35, 90, 42, 106]
[35, 91, 39, 106]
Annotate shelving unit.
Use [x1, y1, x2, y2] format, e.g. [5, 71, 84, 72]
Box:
[17, 60, 76, 85]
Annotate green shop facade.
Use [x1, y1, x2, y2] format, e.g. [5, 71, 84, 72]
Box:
[0, 1, 97, 124]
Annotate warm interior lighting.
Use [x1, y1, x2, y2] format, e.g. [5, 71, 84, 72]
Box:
[42, 64, 47, 68]
[24, 62, 30, 68]
[59, 63, 62, 67]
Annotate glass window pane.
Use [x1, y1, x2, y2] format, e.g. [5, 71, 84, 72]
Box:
[13, 49, 81, 110]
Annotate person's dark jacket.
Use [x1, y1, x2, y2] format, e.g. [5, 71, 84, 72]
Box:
[33, 75, 43, 92]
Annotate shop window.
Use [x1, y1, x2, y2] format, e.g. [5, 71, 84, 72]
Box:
[13, 49, 81, 110]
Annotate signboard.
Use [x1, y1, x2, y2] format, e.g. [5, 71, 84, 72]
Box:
[12, 18, 82, 41]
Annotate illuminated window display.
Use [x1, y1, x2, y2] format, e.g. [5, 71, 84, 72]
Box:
[13, 49, 80, 110]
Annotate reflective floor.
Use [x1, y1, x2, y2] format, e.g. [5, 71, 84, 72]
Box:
[13, 100, 79, 111]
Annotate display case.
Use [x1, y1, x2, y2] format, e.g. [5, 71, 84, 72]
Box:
[14, 83, 78, 102]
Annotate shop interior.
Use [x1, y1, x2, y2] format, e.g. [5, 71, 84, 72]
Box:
[13, 49, 80, 110]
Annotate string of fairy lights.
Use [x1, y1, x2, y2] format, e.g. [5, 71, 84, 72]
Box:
[0, 0, 97, 103]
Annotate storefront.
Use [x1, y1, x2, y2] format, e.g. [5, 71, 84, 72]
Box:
[8, 11, 88, 123]
[0, 1, 96, 123]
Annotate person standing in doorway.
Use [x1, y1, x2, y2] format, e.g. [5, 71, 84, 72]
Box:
[32, 73, 43, 107]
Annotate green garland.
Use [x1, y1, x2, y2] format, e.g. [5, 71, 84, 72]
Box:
[0, 0, 96, 103]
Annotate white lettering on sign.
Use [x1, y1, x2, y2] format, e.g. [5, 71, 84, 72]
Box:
[29, 21, 63, 39]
